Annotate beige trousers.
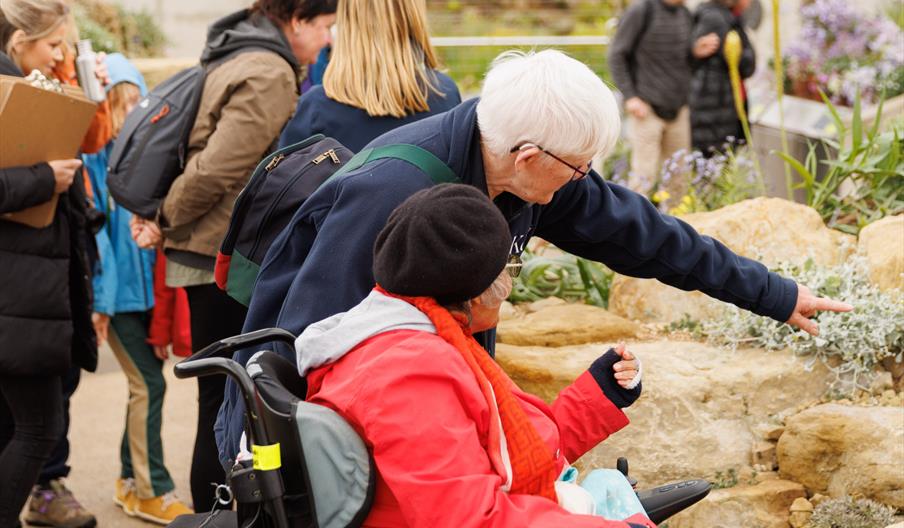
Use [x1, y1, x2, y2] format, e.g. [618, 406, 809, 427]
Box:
[627, 105, 691, 203]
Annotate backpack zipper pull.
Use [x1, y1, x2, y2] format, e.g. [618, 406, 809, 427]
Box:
[313, 149, 340, 165]
[265, 154, 285, 172]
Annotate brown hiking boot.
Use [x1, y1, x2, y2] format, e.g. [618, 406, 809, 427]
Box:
[24, 479, 97, 528]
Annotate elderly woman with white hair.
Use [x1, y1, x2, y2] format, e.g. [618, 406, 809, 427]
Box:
[218, 49, 852, 467]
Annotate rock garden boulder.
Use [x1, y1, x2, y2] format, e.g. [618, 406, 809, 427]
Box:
[495, 340, 831, 484]
[496, 303, 640, 347]
[667, 479, 807, 528]
[608, 197, 855, 324]
[858, 214, 904, 291]
[777, 403, 904, 508]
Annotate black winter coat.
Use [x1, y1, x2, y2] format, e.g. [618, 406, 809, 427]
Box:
[689, 1, 756, 154]
[0, 52, 98, 377]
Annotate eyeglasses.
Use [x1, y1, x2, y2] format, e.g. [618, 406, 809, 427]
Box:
[510, 143, 593, 182]
[504, 254, 523, 278]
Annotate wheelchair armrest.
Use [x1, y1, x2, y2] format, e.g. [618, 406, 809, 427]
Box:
[636, 479, 711, 523]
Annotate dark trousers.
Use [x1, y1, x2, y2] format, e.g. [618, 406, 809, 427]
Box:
[37, 365, 81, 485]
[0, 376, 64, 527]
[185, 283, 247, 512]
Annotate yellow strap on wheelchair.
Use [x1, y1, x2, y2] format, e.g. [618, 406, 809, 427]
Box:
[252, 443, 281, 471]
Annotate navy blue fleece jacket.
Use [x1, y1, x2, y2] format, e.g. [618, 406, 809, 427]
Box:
[215, 97, 797, 466]
[278, 70, 461, 153]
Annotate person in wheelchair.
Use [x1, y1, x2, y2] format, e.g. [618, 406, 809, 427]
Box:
[295, 184, 655, 527]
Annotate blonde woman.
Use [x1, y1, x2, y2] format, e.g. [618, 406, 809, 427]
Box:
[278, 0, 460, 152]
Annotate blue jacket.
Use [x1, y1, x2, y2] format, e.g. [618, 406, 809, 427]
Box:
[278, 70, 461, 152]
[216, 97, 798, 465]
[85, 144, 155, 316]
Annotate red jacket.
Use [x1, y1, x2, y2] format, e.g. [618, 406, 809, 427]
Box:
[147, 251, 192, 357]
[303, 292, 651, 527]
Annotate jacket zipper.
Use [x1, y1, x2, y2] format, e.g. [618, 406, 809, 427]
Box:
[248, 149, 341, 261]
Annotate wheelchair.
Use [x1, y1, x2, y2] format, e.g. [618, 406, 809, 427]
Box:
[168, 328, 711, 528]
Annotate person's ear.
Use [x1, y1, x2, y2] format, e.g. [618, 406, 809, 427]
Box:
[290, 16, 307, 35]
[514, 145, 540, 166]
[8, 29, 27, 55]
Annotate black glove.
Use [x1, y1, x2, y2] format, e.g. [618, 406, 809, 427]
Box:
[588, 348, 642, 408]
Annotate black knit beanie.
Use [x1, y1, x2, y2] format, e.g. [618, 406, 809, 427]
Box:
[373, 184, 512, 304]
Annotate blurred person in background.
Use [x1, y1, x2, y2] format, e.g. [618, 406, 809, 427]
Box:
[608, 0, 720, 202]
[83, 53, 194, 525]
[0, 1, 97, 526]
[689, 0, 755, 155]
[278, 0, 461, 152]
[129, 0, 337, 511]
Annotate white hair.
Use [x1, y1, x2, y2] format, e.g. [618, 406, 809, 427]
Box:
[476, 49, 621, 162]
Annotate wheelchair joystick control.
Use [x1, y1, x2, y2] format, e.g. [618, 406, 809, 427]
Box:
[617, 457, 638, 489]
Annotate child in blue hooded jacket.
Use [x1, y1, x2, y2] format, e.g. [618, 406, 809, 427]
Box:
[82, 53, 193, 525]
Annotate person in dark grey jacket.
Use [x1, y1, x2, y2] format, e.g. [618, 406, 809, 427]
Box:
[217, 49, 853, 467]
[608, 0, 720, 197]
[689, 0, 756, 155]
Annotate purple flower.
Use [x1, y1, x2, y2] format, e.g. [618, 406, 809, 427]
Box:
[784, 0, 904, 105]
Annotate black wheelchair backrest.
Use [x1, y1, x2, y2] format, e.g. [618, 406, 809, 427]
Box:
[247, 351, 376, 528]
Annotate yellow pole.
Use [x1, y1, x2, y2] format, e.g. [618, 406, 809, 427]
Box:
[772, 0, 793, 199]
[724, 30, 763, 186]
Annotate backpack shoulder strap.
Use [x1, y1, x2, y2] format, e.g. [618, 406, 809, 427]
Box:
[629, 0, 656, 53]
[331, 144, 459, 185]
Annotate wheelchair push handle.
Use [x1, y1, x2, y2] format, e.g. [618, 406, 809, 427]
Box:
[184, 327, 297, 363]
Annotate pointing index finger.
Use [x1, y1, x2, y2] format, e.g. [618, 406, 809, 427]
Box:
[813, 297, 853, 313]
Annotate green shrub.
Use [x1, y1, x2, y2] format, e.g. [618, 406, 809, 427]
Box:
[73, 0, 166, 57]
[809, 496, 896, 528]
[508, 249, 614, 308]
[776, 93, 904, 235]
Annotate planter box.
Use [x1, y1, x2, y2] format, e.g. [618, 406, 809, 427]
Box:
[749, 90, 904, 203]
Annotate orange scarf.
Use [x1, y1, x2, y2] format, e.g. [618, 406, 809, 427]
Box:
[376, 286, 558, 501]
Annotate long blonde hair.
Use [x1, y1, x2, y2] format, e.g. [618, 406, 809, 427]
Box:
[322, 0, 442, 118]
[0, 0, 69, 61]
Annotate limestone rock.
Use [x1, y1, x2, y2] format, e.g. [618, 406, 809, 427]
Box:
[496, 303, 639, 347]
[667, 479, 807, 528]
[789, 497, 814, 528]
[809, 493, 827, 506]
[523, 297, 566, 313]
[763, 426, 785, 441]
[777, 403, 904, 508]
[608, 197, 855, 324]
[858, 214, 904, 291]
[498, 301, 518, 321]
[495, 340, 831, 483]
[752, 441, 777, 470]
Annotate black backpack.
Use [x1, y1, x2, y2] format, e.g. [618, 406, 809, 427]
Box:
[215, 135, 460, 306]
[106, 64, 205, 219]
[106, 48, 272, 219]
